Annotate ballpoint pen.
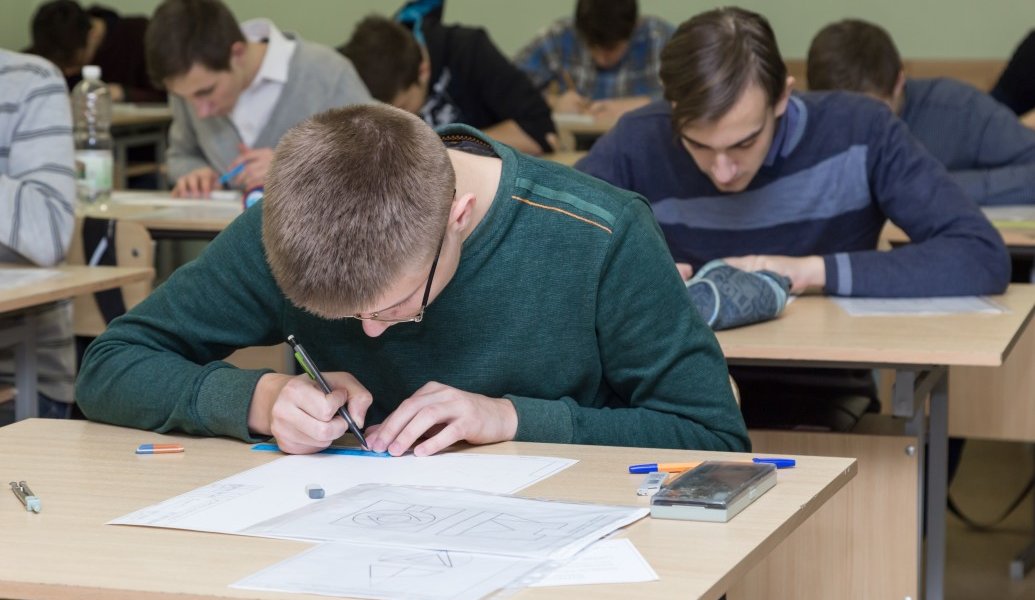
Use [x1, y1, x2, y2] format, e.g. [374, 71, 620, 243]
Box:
[287, 335, 369, 450]
[218, 162, 245, 187]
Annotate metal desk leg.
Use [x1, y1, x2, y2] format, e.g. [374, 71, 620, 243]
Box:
[10, 314, 39, 420]
[926, 372, 949, 599]
[1009, 445, 1035, 579]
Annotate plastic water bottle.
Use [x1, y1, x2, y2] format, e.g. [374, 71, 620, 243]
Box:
[71, 65, 113, 205]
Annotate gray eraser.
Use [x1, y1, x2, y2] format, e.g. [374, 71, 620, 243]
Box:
[305, 484, 325, 499]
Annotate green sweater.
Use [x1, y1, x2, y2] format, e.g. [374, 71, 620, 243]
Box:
[77, 126, 748, 452]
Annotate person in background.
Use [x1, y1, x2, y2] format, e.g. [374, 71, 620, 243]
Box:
[515, 0, 673, 121]
[576, 7, 1009, 430]
[807, 18, 1035, 206]
[76, 104, 749, 456]
[145, 0, 371, 197]
[27, 0, 165, 103]
[341, 8, 556, 155]
[0, 49, 78, 422]
[991, 30, 1035, 127]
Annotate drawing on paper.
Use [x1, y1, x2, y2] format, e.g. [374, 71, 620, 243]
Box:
[368, 549, 473, 583]
[340, 500, 460, 531]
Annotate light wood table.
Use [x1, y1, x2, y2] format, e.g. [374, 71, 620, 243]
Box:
[81, 191, 243, 240]
[111, 103, 172, 190]
[0, 265, 153, 420]
[0, 420, 855, 600]
[715, 285, 1035, 600]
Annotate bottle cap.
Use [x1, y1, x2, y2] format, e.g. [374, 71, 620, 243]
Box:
[82, 65, 102, 80]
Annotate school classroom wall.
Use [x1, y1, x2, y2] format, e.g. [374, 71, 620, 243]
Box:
[2, 0, 1035, 63]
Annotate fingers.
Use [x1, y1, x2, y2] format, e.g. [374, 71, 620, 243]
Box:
[323, 372, 373, 428]
[675, 262, 694, 281]
[172, 168, 216, 198]
[268, 376, 348, 454]
[367, 382, 448, 454]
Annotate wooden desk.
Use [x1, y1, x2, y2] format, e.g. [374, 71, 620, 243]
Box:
[552, 113, 618, 150]
[883, 208, 1035, 257]
[111, 103, 172, 190]
[81, 191, 242, 240]
[0, 265, 154, 420]
[715, 286, 1035, 600]
[0, 420, 855, 600]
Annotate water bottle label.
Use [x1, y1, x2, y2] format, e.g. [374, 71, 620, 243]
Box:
[75, 150, 113, 202]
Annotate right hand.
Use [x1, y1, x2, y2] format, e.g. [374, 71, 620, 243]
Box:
[258, 372, 374, 455]
[552, 89, 590, 114]
[171, 166, 220, 198]
[676, 262, 694, 281]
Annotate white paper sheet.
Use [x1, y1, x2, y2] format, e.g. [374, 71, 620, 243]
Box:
[551, 112, 596, 126]
[106, 193, 241, 207]
[244, 484, 648, 560]
[531, 538, 658, 587]
[233, 542, 544, 600]
[0, 268, 63, 291]
[983, 205, 1035, 224]
[110, 452, 576, 534]
[833, 296, 1006, 316]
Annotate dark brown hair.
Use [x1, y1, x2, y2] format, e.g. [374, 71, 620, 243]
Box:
[339, 16, 423, 103]
[263, 105, 455, 318]
[575, 0, 638, 49]
[806, 19, 902, 97]
[28, 0, 91, 71]
[660, 7, 787, 129]
[144, 0, 245, 88]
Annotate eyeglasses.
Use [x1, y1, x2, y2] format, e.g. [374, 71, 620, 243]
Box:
[347, 233, 445, 324]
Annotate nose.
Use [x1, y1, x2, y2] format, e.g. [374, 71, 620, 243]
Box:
[711, 153, 738, 185]
[361, 320, 393, 338]
[194, 100, 214, 118]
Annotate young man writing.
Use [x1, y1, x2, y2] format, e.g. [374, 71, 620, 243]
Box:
[576, 7, 1009, 422]
[515, 0, 673, 121]
[807, 18, 1035, 206]
[145, 0, 371, 197]
[76, 104, 748, 456]
[341, 13, 555, 155]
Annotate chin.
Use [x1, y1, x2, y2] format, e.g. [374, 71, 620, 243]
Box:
[713, 180, 750, 193]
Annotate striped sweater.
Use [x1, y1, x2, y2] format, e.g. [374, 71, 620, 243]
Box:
[577, 92, 1011, 297]
[77, 124, 748, 452]
[0, 49, 77, 403]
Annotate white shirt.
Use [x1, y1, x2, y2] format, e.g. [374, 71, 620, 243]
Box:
[231, 19, 297, 148]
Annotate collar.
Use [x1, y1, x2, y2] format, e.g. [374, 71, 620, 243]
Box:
[240, 18, 296, 84]
[763, 95, 807, 167]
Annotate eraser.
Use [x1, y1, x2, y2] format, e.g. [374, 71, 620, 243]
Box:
[306, 484, 325, 499]
[25, 496, 41, 513]
[637, 472, 669, 496]
[136, 443, 184, 454]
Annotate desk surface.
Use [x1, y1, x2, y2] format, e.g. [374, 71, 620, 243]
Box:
[0, 264, 154, 313]
[111, 103, 172, 128]
[82, 191, 242, 235]
[1, 420, 855, 600]
[716, 284, 1035, 368]
[883, 206, 1035, 250]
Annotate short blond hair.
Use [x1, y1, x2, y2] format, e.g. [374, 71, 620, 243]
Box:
[263, 104, 455, 318]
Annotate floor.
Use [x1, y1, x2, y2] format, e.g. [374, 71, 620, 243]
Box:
[946, 439, 1035, 599]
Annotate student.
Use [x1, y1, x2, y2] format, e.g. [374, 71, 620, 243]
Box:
[75, 104, 749, 456]
[340, 13, 555, 155]
[807, 19, 1035, 206]
[991, 30, 1035, 125]
[0, 49, 77, 421]
[145, 0, 371, 197]
[27, 0, 164, 103]
[515, 0, 673, 120]
[576, 8, 1010, 423]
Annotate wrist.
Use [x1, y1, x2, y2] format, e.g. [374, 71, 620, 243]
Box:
[497, 397, 518, 442]
[808, 255, 826, 289]
[248, 373, 293, 435]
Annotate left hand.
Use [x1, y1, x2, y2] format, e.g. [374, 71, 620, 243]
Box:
[722, 254, 826, 294]
[230, 144, 275, 189]
[364, 382, 518, 457]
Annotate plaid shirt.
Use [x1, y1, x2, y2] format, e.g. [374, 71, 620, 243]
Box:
[515, 16, 673, 100]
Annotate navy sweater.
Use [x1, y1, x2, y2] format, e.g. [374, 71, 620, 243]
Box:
[577, 92, 1010, 297]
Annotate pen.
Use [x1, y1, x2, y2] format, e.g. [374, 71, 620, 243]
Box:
[287, 335, 369, 450]
[218, 162, 245, 187]
[628, 461, 702, 474]
[10, 480, 41, 513]
[753, 457, 796, 468]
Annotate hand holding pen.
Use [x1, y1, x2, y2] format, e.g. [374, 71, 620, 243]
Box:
[287, 335, 370, 450]
[225, 144, 275, 190]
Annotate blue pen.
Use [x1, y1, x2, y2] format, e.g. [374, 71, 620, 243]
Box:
[753, 457, 796, 468]
[218, 162, 245, 186]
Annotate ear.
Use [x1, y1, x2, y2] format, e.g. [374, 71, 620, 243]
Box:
[774, 76, 795, 118]
[892, 69, 907, 105]
[418, 53, 431, 87]
[448, 192, 476, 233]
[229, 40, 247, 63]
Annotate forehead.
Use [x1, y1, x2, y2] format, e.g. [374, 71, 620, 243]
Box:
[165, 64, 227, 96]
[680, 84, 771, 148]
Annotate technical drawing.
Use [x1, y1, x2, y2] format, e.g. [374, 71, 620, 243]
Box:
[368, 549, 473, 583]
[335, 500, 461, 532]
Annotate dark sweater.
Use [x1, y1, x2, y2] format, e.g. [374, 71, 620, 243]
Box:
[76, 125, 748, 452]
[992, 30, 1035, 116]
[63, 7, 165, 103]
[421, 24, 556, 153]
[577, 92, 1010, 297]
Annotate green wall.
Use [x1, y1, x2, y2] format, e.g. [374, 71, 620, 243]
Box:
[3, 0, 1034, 60]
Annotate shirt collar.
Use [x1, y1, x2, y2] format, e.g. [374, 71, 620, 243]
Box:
[763, 94, 807, 167]
[239, 18, 296, 84]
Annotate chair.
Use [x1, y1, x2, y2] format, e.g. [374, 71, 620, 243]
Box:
[66, 216, 154, 337]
